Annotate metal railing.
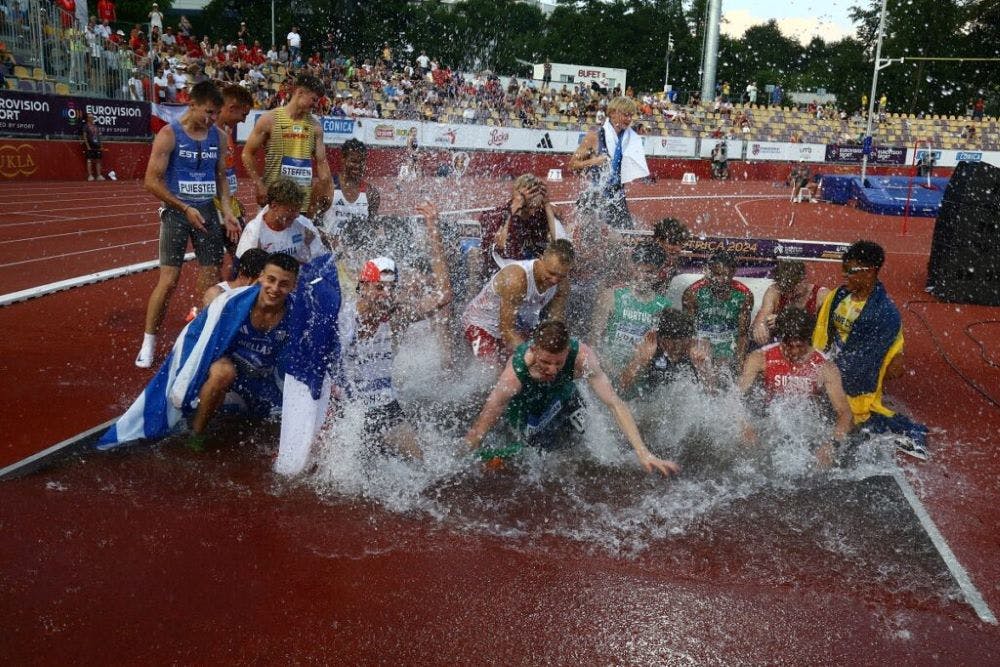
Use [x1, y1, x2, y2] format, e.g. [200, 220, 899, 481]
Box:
[1, 0, 138, 100]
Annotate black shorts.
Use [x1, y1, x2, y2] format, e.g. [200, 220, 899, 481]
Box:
[158, 201, 225, 267]
[85, 147, 103, 160]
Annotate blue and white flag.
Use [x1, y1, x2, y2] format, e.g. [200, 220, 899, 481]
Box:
[97, 285, 260, 449]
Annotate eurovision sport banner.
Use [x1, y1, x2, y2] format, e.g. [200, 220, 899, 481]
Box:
[0, 90, 150, 139]
[825, 143, 907, 164]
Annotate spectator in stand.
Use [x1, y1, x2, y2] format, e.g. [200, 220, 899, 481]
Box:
[746, 81, 757, 105]
[97, 0, 115, 23]
[178, 15, 192, 38]
[416, 50, 430, 76]
[128, 69, 144, 100]
[236, 21, 249, 43]
[149, 3, 163, 34]
[972, 97, 985, 121]
[770, 83, 782, 108]
[286, 26, 301, 64]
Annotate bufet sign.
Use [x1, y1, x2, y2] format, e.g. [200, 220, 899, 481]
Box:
[0, 143, 38, 178]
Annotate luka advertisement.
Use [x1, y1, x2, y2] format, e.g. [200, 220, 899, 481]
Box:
[0, 91, 150, 139]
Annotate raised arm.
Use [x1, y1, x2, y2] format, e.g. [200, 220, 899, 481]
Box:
[566, 130, 605, 173]
[464, 361, 522, 450]
[410, 201, 453, 320]
[577, 343, 679, 477]
[241, 110, 273, 206]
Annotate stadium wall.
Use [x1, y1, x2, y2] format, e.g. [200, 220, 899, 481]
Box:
[0, 138, 958, 183]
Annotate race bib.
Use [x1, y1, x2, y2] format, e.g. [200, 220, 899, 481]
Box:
[226, 169, 238, 194]
[178, 176, 216, 200]
[280, 157, 313, 186]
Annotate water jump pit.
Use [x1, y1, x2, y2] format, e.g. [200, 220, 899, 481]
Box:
[822, 175, 950, 216]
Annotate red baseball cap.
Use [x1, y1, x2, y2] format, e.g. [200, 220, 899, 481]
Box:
[358, 256, 397, 283]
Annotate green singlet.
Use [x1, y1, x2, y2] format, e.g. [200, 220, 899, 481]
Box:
[504, 339, 580, 445]
[602, 288, 671, 367]
[691, 280, 751, 359]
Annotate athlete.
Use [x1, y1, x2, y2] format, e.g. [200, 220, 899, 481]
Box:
[750, 259, 829, 345]
[651, 217, 691, 291]
[619, 309, 707, 398]
[241, 73, 333, 218]
[334, 202, 452, 457]
[739, 307, 853, 467]
[136, 80, 241, 368]
[462, 239, 574, 364]
[202, 248, 269, 307]
[235, 176, 328, 265]
[319, 139, 382, 248]
[567, 96, 648, 229]
[464, 320, 679, 476]
[213, 84, 254, 259]
[590, 242, 671, 376]
[682, 251, 753, 375]
[188, 252, 300, 451]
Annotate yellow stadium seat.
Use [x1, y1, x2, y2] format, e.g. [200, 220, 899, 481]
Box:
[14, 65, 29, 78]
[55, 82, 71, 95]
[32, 67, 45, 81]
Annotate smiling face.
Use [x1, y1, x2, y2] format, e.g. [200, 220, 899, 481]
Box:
[256, 263, 297, 309]
[842, 260, 877, 297]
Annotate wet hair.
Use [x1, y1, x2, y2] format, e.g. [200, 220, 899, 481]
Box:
[221, 83, 253, 106]
[607, 96, 638, 115]
[774, 259, 806, 289]
[293, 73, 325, 96]
[189, 80, 223, 106]
[843, 240, 885, 270]
[264, 252, 300, 275]
[632, 241, 666, 266]
[544, 238, 575, 265]
[657, 309, 694, 339]
[774, 307, 814, 342]
[530, 320, 570, 354]
[708, 250, 737, 270]
[237, 248, 269, 280]
[341, 138, 367, 156]
[652, 218, 690, 245]
[513, 173, 543, 192]
[266, 176, 305, 210]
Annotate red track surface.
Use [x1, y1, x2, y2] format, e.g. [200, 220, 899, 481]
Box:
[1, 176, 998, 662]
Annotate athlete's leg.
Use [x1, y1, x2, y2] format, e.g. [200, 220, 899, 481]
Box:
[143, 265, 182, 335]
[191, 357, 238, 436]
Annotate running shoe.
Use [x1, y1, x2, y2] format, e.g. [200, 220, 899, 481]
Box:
[894, 436, 929, 461]
[134, 348, 154, 368]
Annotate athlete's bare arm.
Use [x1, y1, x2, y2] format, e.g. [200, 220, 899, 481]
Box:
[547, 278, 571, 322]
[750, 285, 780, 345]
[495, 265, 529, 351]
[588, 286, 616, 349]
[213, 138, 240, 242]
[735, 291, 754, 367]
[619, 330, 658, 392]
[575, 343, 679, 477]
[464, 360, 523, 450]
[406, 201, 453, 322]
[737, 348, 765, 393]
[308, 117, 332, 217]
[567, 130, 607, 173]
[819, 361, 853, 441]
[144, 125, 207, 233]
[241, 109, 274, 206]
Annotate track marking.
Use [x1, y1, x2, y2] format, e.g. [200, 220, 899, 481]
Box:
[892, 469, 998, 625]
[0, 418, 116, 481]
[0, 239, 157, 269]
[0, 211, 160, 229]
[0, 252, 194, 306]
[0, 222, 158, 245]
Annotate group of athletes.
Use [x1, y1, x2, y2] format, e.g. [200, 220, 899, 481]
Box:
[122, 73, 927, 475]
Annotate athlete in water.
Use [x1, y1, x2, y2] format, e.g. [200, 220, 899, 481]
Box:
[334, 204, 452, 457]
[739, 307, 853, 467]
[682, 251, 753, 377]
[188, 252, 300, 451]
[462, 239, 574, 364]
[242, 73, 333, 218]
[318, 139, 382, 247]
[590, 242, 671, 377]
[235, 176, 328, 264]
[202, 247, 269, 307]
[619, 309, 707, 398]
[652, 217, 691, 291]
[135, 80, 241, 368]
[464, 320, 679, 476]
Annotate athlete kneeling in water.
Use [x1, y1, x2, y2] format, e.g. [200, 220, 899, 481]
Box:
[738, 307, 853, 467]
[464, 320, 679, 476]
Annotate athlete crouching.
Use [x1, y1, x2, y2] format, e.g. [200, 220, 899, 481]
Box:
[464, 320, 679, 476]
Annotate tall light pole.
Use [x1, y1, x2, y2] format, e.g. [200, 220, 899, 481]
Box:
[271, 0, 275, 52]
[860, 0, 890, 182]
[663, 33, 674, 96]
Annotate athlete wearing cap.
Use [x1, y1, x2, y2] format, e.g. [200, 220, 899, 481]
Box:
[333, 203, 452, 457]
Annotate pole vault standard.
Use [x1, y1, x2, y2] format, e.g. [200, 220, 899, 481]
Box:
[700, 0, 723, 103]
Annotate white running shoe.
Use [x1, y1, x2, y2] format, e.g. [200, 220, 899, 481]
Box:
[894, 436, 929, 461]
[135, 347, 155, 368]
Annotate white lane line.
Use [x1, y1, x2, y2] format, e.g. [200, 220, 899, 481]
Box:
[0, 210, 159, 228]
[0, 238, 156, 269]
[892, 469, 998, 625]
[0, 418, 117, 481]
[0, 252, 193, 307]
[0, 222, 157, 245]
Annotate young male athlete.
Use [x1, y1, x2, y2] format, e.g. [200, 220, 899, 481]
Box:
[682, 251, 753, 376]
[750, 259, 829, 345]
[318, 139, 382, 245]
[242, 73, 333, 218]
[235, 176, 328, 264]
[213, 84, 254, 258]
[136, 80, 241, 368]
[462, 239, 574, 364]
[202, 248, 269, 307]
[739, 307, 853, 466]
[652, 217, 691, 291]
[812, 240, 928, 459]
[590, 242, 671, 376]
[464, 320, 679, 476]
[618, 309, 707, 398]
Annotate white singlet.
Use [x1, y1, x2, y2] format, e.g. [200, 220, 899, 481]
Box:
[320, 181, 370, 235]
[461, 259, 556, 337]
[339, 302, 397, 408]
[235, 206, 328, 264]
